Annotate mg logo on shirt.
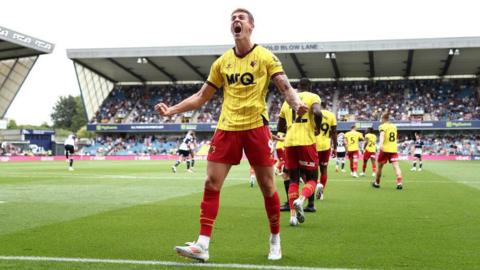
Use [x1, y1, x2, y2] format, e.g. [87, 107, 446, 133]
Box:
[226, 72, 255, 86]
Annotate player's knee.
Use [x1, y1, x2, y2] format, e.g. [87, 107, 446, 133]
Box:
[204, 176, 222, 192]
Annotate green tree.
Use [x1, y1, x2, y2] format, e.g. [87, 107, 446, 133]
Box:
[76, 126, 94, 139]
[7, 119, 17, 129]
[50, 95, 87, 132]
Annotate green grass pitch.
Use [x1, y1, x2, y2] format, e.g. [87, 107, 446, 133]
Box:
[0, 160, 479, 270]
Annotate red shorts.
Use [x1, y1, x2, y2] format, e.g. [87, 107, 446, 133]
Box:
[276, 148, 285, 161]
[317, 149, 331, 166]
[347, 151, 359, 160]
[377, 151, 399, 164]
[207, 126, 275, 166]
[285, 144, 318, 171]
[363, 151, 376, 160]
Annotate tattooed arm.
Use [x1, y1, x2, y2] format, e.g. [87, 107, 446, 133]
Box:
[272, 74, 308, 116]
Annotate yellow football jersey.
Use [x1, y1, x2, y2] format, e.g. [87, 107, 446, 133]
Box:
[280, 92, 321, 147]
[379, 122, 398, 153]
[316, 110, 337, 151]
[364, 133, 377, 152]
[207, 44, 284, 131]
[345, 130, 364, 152]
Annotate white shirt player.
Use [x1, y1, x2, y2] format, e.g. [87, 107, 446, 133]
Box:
[64, 135, 76, 146]
[179, 134, 193, 151]
[337, 133, 346, 153]
[414, 140, 424, 155]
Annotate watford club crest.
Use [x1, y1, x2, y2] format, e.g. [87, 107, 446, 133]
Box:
[250, 60, 256, 68]
[209, 145, 216, 154]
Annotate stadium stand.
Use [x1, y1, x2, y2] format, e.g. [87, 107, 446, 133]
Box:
[79, 134, 209, 156]
[88, 79, 478, 124]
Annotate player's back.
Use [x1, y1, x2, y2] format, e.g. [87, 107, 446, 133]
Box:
[280, 91, 321, 147]
[316, 110, 336, 151]
[64, 135, 75, 146]
[345, 130, 362, 152]
[179, 134, 192, 150]
[379, 122, 398, 153]
[365, 133, 377, 152]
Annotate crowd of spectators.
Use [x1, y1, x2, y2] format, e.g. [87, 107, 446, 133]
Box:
[397, 134, 480, 156]
[2, 133, 478, 157]
[80, 133, 210, 156]
[77, 133, 480, 157]
[89, 79, 479, 124]
[337, 79, 479, 121]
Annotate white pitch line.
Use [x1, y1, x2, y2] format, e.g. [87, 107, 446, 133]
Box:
[0, 255, 358, 270]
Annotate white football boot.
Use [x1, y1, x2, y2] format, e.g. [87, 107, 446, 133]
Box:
[175, 241, 209, 262]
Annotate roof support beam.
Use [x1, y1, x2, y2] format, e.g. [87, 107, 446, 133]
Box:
[329, 53, 340, 78]
[368, 51, 375, 78]
[178, 56, 206, 80]
[145, 57, 177, 82]
[74, 60, 117, 83]
[290, 53, 306, 78]
[440, 50, 454, 77]
[0, 59, 18, 91]
[404, 50, 414, 77]
[107, 58, 145, 82]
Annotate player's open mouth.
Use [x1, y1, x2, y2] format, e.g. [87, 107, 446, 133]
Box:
[234, 25, 242, 34]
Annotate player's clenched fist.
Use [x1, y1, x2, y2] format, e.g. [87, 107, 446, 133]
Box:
[155, 103, 171, 116]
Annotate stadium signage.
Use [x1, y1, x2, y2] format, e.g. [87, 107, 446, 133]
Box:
[264, 43, 319, 52]
[181, 124, 197, 130]
[0, 26, 54, 52]
[88, 120, 480, 133]
[96, 125, 118, 131]
[446, 121, 472, 128]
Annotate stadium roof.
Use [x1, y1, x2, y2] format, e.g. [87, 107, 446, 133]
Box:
[68, 36, 480, 119]
[67, 36, 480, 84]
[0, 26, 54, 118]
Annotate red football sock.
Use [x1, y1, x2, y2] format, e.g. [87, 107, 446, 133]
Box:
[264, 192, 280, 234]
[353, 160, 358, 172]
[199, 188, 220, 237]
[288, 182, 299, 210]
[301, 180, 317, 198]
[320, 174, 327, 187]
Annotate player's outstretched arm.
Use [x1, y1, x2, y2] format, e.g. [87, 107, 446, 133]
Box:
[272, 74, 307, 116]
[155, 83, 216, 116]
